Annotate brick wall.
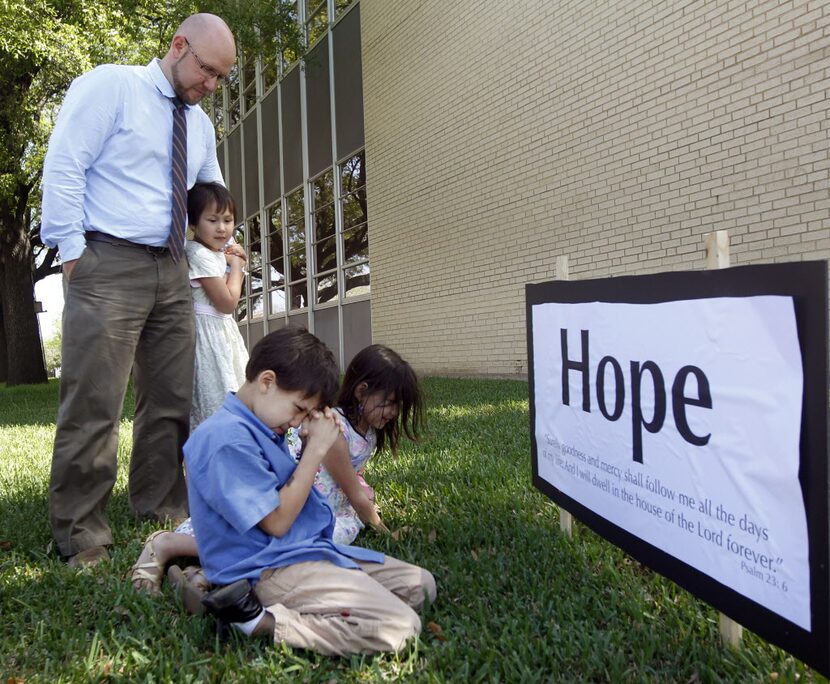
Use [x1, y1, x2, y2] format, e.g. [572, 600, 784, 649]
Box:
[360, 0, 830, 377]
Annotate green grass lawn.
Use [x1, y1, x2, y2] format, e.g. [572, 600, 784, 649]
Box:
[0, 378, 823, 682]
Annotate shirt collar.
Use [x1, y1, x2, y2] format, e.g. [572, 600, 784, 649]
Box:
[222, 392, 280, 442]
[147, 58, 189, 108]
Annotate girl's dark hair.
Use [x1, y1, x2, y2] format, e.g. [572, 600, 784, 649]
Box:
[187, 182, 238, 225]
[338, 344, 425, 454]
[246, 326, 339, 407]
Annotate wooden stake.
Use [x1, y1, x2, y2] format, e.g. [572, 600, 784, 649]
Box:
[704, 230, 743, 649]
[555, 256, 573, 538]
[705, 230, 730, 269]
[719, 612, 743, 648]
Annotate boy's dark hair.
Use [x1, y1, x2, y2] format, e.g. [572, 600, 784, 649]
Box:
[187, 182, 238, 225]
[246, 327, 339, 407]
[338, 344, 425, 455]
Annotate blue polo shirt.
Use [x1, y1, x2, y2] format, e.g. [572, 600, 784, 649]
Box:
[184, 393, 384, 585]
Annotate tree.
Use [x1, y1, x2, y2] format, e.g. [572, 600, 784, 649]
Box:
[0, 0, 302, 385]
[0, 0, 160, 385]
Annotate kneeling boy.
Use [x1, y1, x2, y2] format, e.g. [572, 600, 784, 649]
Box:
[184, 327, 436, 655]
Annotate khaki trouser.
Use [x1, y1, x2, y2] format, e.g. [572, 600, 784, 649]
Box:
[254, 556, 437, 656]
[50, 239, 194, 556]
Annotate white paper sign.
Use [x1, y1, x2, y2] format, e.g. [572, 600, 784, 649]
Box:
[532, 296, 809, 629]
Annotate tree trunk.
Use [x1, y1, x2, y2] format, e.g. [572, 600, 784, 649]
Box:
[0, 285, 7, 383]
[1, 219, 47, 385]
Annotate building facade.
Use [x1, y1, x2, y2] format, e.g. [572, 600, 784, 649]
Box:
[206, 0, 370, 370]
[211, 0, 830, 376]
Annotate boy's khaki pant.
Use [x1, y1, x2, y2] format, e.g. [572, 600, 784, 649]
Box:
[254, 556, 437, 656]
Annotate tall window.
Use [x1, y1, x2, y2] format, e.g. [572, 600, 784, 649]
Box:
[241, 51, 257, 115]
[267, 203, 286, 315]
[339, 151, 369, 298]
[227, 65, 241, 129]
[247, 216, 263, 319]
[262, 52, 279, 93]
[282, 2, 301, 70]
[205, 91, 225, 143]
[305, 0, 328, 45]
[286, 188, 307, 310]
[311, 170, 337, 304]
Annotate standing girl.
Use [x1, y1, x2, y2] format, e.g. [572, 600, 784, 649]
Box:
[185, 182, 249, 429]
[315, 344, 426, 544]
[131, 182, 248, 595]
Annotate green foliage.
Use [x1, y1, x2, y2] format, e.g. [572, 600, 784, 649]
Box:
[0, 0, 146, 194]
[42, 328, 61, 374]
[0, 377, 823, 682]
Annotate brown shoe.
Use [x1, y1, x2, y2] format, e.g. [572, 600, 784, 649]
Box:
[130, 530, 168, 595]
[67, 546, 110, 568]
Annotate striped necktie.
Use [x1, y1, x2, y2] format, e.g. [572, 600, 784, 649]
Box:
[168, 97, 187, 262]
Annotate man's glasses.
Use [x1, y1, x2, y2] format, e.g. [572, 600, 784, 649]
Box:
[185, 38, 228, 85]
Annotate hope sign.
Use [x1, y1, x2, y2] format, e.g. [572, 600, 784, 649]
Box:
[559, 329, 712, 462]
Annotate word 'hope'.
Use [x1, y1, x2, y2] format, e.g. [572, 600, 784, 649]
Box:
[559, 329, 712, 463]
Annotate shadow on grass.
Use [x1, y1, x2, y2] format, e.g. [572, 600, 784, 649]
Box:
[0, 379, 136, 428]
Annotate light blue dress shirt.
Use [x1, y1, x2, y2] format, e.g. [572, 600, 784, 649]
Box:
[185, 393, 384, 586]
[41, 59, 223, 262]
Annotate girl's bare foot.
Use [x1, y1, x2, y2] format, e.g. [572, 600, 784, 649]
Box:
[168, 565, 208, 615]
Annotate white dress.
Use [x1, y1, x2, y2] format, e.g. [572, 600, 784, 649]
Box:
[186, 240, 248, 430]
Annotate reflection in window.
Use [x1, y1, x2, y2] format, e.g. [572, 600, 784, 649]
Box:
[341, 228, 368, 265]
[202, 96, 214, 124]
[289, 251, 306, 281]
[242, 52, 257, 114]
[248, 215, 263, 320]
[267, 203, 286, 315]
[233, 224, 246, 322]
[262, 53, 279, 93]
[229, 101, 241, 128]
[338, 151, 369, 298]
[305, 0, 328, 45]
[226, 64, 241, 128]
[207, 92, 225, 143]
[310, 170, 337, 305]
[282, 2, 301, 69]
[314, 273, 338, 304]
[343, 263, 370, 298]
[335, 0, 354, 19]
[286, 188, 307, 310]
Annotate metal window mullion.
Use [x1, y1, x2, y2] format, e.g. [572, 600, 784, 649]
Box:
[297, 0, 307, 35]
[218, 90, 230, 178]
[275, 72, 289, 325]
[253, 54, 267, 342]
[299, 58, 313, 330]
[236, 62, 251, 348]
[326, 23, 346, 366]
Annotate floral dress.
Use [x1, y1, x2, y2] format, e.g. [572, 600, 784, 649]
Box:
[185, 240, 248, 430]
[311, 408, 377, 545]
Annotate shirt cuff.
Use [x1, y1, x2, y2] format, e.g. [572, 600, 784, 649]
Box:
[59, 234, 89, 263]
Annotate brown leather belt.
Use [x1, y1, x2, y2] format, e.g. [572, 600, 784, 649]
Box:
[85, 231, 169, 254]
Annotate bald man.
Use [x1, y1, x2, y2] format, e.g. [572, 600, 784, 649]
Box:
[42, 14, 236, 567]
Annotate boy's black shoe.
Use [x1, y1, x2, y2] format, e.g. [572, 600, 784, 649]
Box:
[201, 578, 263, 624]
